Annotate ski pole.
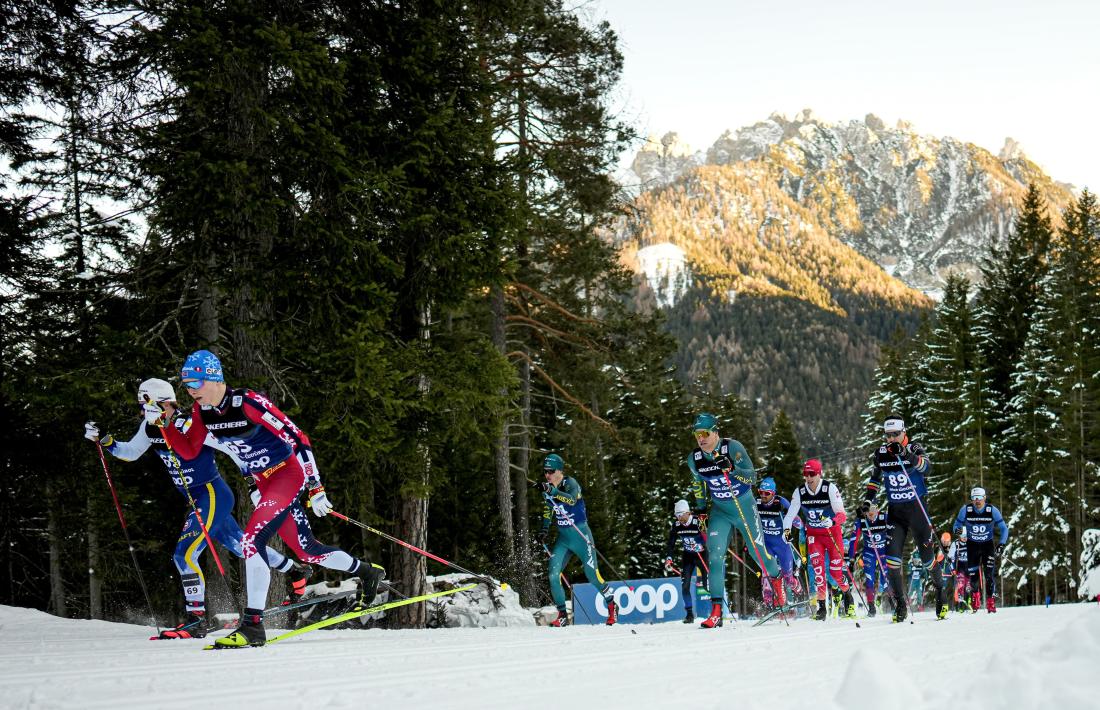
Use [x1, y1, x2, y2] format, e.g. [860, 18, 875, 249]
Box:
[149, 399, 240, 619]
[728, 547, 760, 578]
[94, 442, 160, 635]
[723, 468, 777, 589]
[328, 510, 506, 591]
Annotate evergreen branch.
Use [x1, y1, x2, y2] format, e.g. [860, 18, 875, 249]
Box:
[507, 281, 599, 324]
[506, 350, 614, 434]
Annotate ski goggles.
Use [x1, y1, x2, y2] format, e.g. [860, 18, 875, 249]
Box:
[182, 379, 203, 390]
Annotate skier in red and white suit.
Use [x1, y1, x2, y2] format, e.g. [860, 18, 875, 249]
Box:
[162, 349, 385, 648]
[782, 458, 855, 620]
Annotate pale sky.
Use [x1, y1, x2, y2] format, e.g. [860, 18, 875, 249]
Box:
[590, 0, 1099, 190]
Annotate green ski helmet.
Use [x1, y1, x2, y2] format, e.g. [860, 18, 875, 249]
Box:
[543, 453, 565, 471]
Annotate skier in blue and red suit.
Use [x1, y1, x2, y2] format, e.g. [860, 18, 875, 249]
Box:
[85, 377, 308, 639]
[755, 477, 804, 606]
[849, 501, 891, 617]
[161, 350, 385, 648]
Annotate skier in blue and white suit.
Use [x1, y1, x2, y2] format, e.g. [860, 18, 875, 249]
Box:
[755, 477, 803, 605]
[953, 486, 1008, 613]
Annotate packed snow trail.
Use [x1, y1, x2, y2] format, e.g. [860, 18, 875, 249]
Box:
[0, 603, 1095, 709]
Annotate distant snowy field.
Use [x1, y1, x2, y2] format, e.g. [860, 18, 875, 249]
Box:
[1, 602, 1096, 710]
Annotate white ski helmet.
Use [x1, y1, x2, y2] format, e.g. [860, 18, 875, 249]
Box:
[138, 378, 176, 425]
[674, 499, 690, 516]
[971, 487, 986, 500]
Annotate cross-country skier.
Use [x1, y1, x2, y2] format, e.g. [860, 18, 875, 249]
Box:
[860, 416, 947, 622]
[950, 526, 971, 611]
[906, 548, 925, 610]
[664, 499, 709, 623]
[953, 487, 1008, 613]
[84, 378, 309, 639]
[755, 477, 803, 606]
[160, 350, 385, 648]
[538, 453, 617, 627]
[782, 458, 855, 620]
[850, 502, 891, 617]
[686, 413, 782, 628]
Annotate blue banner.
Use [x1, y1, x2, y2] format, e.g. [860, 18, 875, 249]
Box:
[571, 576, 724, 625]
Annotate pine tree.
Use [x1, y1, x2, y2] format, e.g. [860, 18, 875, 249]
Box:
[762, 410, 802, 498]
[975, 183, 1054, 505]
[916, 275, 984, 525]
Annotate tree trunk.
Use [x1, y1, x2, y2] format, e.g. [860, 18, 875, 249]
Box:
[490, 285, 515, 559]
[87, 497, 102, 619]
[47, 483, 66, 617]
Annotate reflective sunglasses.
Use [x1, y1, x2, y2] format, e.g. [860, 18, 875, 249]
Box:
[183, 379, 203, 390]
[693, 429, 715, 438]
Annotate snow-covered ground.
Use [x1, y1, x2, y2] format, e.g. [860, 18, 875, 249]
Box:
[1, 602, 1096, 709]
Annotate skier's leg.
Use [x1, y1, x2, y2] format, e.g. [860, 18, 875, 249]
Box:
[884, 515, 908, 609]
[679, 552, 695, 610]
[733, 491, 779, 577]
[276, 500, 358, 571]
[807, 534, 827, 601]
[242, 465, 304, 612]
[547, 542, 571, 611]
[705, 514, 733, 602]
[173, 505, 208, 615]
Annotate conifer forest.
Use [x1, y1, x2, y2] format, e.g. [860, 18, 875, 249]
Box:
[2, 1, 1097, 627]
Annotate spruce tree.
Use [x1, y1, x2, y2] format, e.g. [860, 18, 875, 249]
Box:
[762, 410, 802, 498]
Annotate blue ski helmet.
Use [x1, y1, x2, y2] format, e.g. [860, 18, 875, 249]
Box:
[543, 453, 564, 471]
[692, 412, 718, 432]
[181, 349, 224, 384]
[759, 477, 777, 493]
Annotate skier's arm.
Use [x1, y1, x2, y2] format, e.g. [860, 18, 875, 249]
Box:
[104, 422, 153, 461]
[782, 489, 802, 529]
[241, 394, 320, 487]
[780, 497, 802, 529]
[993, 507, 1009, 545]
[828, 482, 847, 525]
[953, 505, 968, 534]
[865, 455, 883, 503]
[203, 432, 249, 476]
[726, 440, 756, 486]
[161, 406, 208, 459]
[666, 525, 678, 559]
[688, 460, 707, 511]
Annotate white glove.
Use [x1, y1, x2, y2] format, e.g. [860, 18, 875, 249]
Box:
[249, 487, 262, 507]
[84, 421, 100, 442]
[308, 487, 333, 517]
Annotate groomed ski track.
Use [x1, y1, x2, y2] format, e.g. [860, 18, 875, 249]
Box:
[1, 603, 1096, 709]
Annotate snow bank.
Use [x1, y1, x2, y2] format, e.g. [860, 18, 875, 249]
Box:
[426, 573, 536, 628]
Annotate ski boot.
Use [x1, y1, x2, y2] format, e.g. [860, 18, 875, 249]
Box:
[866, 602, 877, 618]
[771, 577, 787, 607]
[814, 600, 827, 621]
[212, 611, 266, 649]
[783, 572, 803, 596]
[986, 596, 997, 613]
[549, 609, 569, 627]
[355, 562, 386, 608]
[682, 610, 695, 624]
[285, 562, 313, 603]
[892, 603, 908, 624]
[699, 601, 723, 628]
[970, 591, 981, 613]
[605, 599, 617, 626]
[761, 582, 775, 608]
[937, 603, 949, 620]
[157, 610, 208, 639]
[841, 589, 856, 619]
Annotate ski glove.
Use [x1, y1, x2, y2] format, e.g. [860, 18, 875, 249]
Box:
[858, 500, 871, 518]
[995, 543, 1004, 559]
[782, 528, 792, 542]
[536, 529, 548, 545]
[539, 481, 555, 494]
[308, 487, 333, 517]
[885, 441, 903, 456]
[84, 421, 113, 447]
[249, 485, 261, 508]
[664, 557, 676, 574]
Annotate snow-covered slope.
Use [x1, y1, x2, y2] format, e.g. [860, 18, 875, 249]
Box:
[2, 602, 1096, 709]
